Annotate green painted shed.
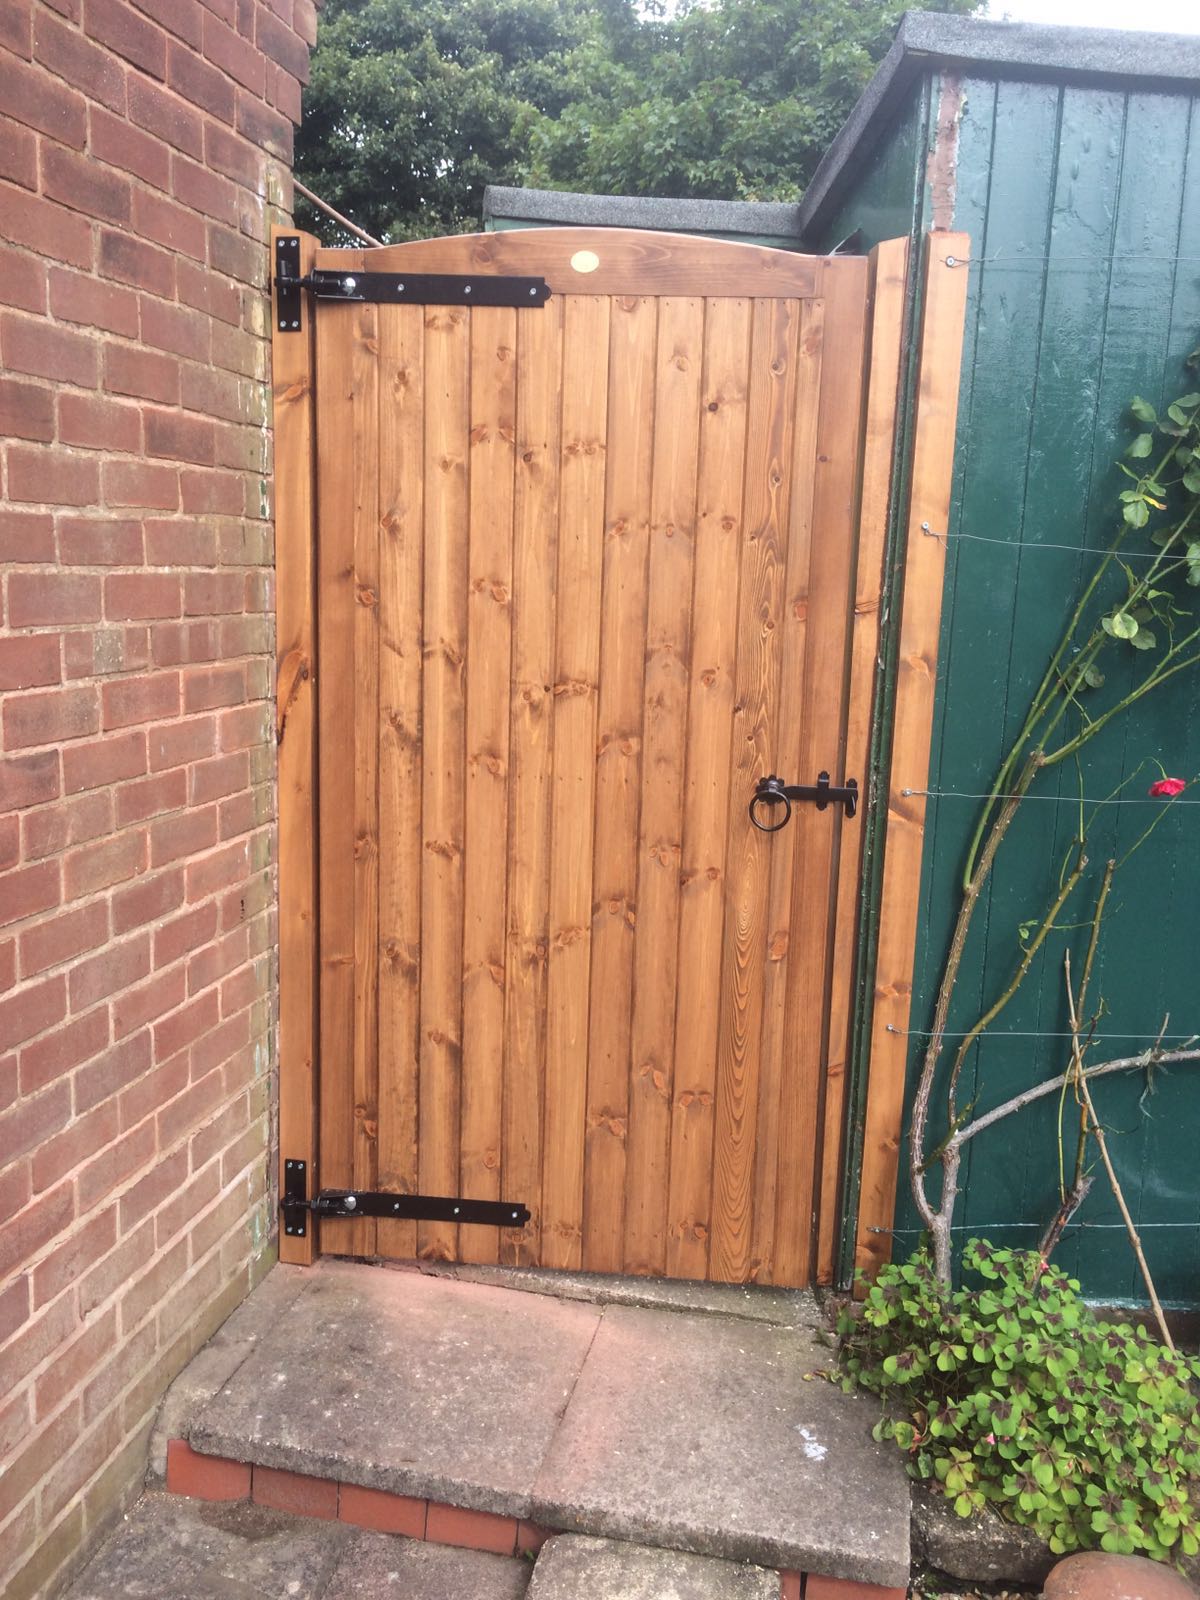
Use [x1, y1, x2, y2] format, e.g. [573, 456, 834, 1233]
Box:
[796, 13, 1200, 1306]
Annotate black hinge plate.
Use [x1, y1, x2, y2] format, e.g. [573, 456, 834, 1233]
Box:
[274, 236, 550, 331]
[282, 1159, 530, 1239]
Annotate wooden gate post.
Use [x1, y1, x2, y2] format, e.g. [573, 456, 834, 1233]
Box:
[853, 233, 971, 1280]
[272, 226, 320, 1266]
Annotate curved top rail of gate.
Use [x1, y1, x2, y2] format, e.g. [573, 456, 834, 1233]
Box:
[312, 225, 839, 300]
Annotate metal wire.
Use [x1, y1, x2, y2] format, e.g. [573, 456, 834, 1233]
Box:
[901, 788, 1198, 805]
[946, 253, 1200, 269]
[885, 1024, 1197, 1042]
[922, 525, 1177, 562]
[872, 1220, 1200, 1233]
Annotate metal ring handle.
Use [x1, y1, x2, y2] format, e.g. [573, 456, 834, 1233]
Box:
[749, 790, 791, 833]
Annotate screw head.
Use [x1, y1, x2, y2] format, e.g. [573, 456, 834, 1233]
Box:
[343, 276, 357, 292]
[345, 1194, 357, 1211]
[463, 284, 472, 295]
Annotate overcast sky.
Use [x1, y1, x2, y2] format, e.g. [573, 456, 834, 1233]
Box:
[986, 0, 1200, 33]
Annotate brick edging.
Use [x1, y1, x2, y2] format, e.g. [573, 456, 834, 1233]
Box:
[165, 1439, 906, 1600]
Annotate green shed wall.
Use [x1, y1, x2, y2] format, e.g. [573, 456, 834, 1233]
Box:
[819, 72, 1200, 1305]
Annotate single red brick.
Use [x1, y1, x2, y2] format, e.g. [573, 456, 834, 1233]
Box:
[0, 377, 54, 444]
[76, 1115, 154, 1210]
[0, 862, 61, 932]
[69, 933, 151, 1013]
[4, 687, 97, 750]
[189, 751, 248, 805]
[0, 1180, 75, 1281]
[144, 407, 215, 465]
[2, 312, 98, 387]
[0, 751, 61, 813]
[132, 186, 207, 261]
[0, 819, 17, 873]
[150, 805, 217, 869]
[153, 988, 218, 1064]
[73, 1026, 151, 1112]
[252, 1465, 337, 1521]
[207, 216, 265, 287]
[112, 868, 183, 937]
[128, 71, 203, 158]
[42, 143, 132, 226]
[30, 1207, 117, 1312]
[337, 1482, 426, 1537]
[0, 975, 67, 1054]
[167, 1439, 250, 1502]
[32, 1097, 120, 1195]
[0, 242, 47, 316]
[19, 1005, 109, 1096]
[0, 509, 55, 563]
[49, 266, 139, 338]
[150, 716, 214, 771]
[151, 619, 220, 668]
[57, 394, 141, 454]
[183, 664, 245, 715]
[145, 520, 216, 568]
[115, 770, 187, 830]
[176, 259, 241, 327]
[98, 229, 174, 301]
[140, 297, 210, 363]
[89, 105, 170, 191]
[63, 730, 146, 794]
[20, 901, 108, 979]
[180, 468, 242, 516]
[516, 1522, 551, 1556]
[85, 0, 166, 78]
[256, 8, 310, 81]
[0, 115, 37, 190]
[425, 1503, 518, 1556]
[202, 11, 264, 94]
[112, 965, 187, 1043]
[273, 69, 302, 126]
[33, 7, 126, 112]
[0, 0, 31, 56]
[59, 517, 144, 567]
[8, 573, 100, 629]
[105, 573, 181, 622]
[23, 789, 112, 861]
[805, 1579, 907, 1600]
[0, 50, 87, 146]
[0, 186, 93, 271]
[117, 1049, 186, 1135]
[153, 900, 217, 970]
[172, 154, 238, 225]
[102, 458, 180, 511]
[104, 342, 179, 406]
[0, 634, 60, 692]
[780, 1573, 802, 1600]
[7, 445, 100, 508]
[235, 86, 292, 162]
[219, 703, 268, 753]
[63, 829, 146, 897]
[102, 671, 180, 729]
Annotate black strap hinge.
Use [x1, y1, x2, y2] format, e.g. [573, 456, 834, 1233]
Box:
[281, 1160, 531, 1239]
[274, 236, 550, 332]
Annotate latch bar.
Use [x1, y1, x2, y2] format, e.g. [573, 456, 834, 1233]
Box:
[748, 771, 859, 832]
[282, 1159, 531, 1239]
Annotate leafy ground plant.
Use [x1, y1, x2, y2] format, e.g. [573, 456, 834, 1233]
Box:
[839, 1241, 1200, 1560]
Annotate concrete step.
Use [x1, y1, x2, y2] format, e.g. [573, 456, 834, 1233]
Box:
[529, 1534, 779, 1599]
[63, 1492, 531, 1600]
[159, 1259, 910, 1593]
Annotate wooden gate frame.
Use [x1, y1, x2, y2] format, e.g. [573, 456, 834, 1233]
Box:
[269, 225, 969, 1275]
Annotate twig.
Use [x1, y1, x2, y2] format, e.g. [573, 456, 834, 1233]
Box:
[293, 178, 383, 247]
[1066, 953, 1176, 1352]
[1039, 1173, 1094, 1260]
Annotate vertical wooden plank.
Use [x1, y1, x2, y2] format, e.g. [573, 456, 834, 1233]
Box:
[272, 227, 319, 1266]
[817, 239, 910, 1285]
[772, 258, 870, 1287]
[665, 296, 753, 1281]
[376, 302, 425, 1260]
[502, 297, 563, 1266]
[353, 299, 381, 1260]
[460, 307, 516, 1263]
[709, 299, 801, 1284]
[623, 298, 705, 1276]
[315, 253, 376, 1257]
[855, 235, 970, 1278]
[751, 297, 826, 1284]
[541, 294, 610, 1271]
[418, 302, 470, 1260]
[582, 295, 657, 1272]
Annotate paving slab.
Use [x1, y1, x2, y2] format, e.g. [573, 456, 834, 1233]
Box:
[529, 1305, 910, 1586]
[64, 1492, 531, 1600]
[191, 1260, 601, 1517]
[528, 1534, 778, 1599]
[409, 1261, 822, 1330]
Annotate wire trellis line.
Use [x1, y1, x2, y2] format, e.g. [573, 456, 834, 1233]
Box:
[885, 1024, 1198, 1042]
[900, 788, 1200, 805]
[921, 525, 1176, 562]
[871, 1220, 1200, 1233]
[945, 252, 1200, 269]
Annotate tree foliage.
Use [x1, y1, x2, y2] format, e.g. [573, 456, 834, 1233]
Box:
[295, 0, 976, 244]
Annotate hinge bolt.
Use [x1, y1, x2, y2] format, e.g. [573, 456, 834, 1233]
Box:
[344, 1194, 357, 1210]
[343, 277, 357, 292]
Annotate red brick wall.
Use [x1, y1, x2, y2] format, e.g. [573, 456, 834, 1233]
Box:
[0, 4, 315, 1595]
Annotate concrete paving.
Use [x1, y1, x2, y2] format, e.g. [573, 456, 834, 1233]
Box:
[529, 1306, 907, 1584]
[63, 1493, 531, 1600]
[180, 1259, 909, 1585]
[527, 1534, 779, 1599]
[192, 1264, 601, 1517]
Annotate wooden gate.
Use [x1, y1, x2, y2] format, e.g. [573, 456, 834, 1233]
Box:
[273, 226, 969, 1286]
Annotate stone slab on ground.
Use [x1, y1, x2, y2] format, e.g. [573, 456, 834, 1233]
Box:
[530, 1305, 909, 1586]
[63, 1492, 531, 1600]
[411, 1261, 823, 1331]
[528, 1533, 779, 1599]
[911, 1483, 1055, 1587]
[191, 1261, 601, 1517]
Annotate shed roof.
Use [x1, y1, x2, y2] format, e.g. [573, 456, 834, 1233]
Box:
[796, 10, 1200, 241]
[482, 185, 805, 247]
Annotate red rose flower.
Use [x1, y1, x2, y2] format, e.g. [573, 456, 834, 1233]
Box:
[1148, 777, 1186, 797]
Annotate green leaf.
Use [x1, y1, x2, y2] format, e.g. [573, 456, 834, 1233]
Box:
[1081, 663, 1105, 689]
[1129, 630, 1157, 651]
[1184, 467, 1200, 494]
[1102, 612, 1139, 640]
[1131, 396, 1157, 424]
[1127, 432, 1154, 459]
[1123, 499, 1150, 529]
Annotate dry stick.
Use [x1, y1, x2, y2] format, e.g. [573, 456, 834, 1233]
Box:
[1065, 952, 1176, 1352]
[293, 178, 384, 247]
